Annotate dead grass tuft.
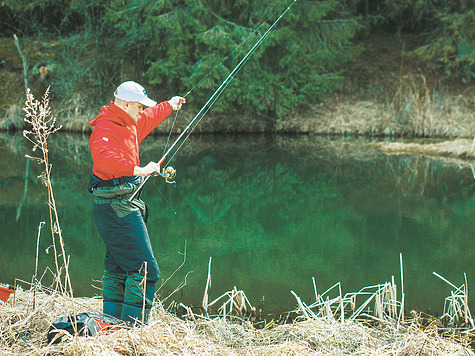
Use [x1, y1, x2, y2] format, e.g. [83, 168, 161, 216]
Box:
[1, 287, 472, 355]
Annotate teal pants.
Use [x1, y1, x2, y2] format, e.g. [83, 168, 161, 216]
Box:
[93, 203, 159, 323]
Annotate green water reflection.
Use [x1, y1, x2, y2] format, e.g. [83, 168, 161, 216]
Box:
[1, 132, 474, 315]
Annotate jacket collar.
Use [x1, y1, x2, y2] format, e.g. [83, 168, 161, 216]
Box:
[89, 102, 136, 128]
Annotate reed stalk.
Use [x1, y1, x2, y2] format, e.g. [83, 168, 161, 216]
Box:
[202, 257, 212, 314]
[22, 88, 73, 298]
[31, 221, 45, 312]
[400, 253, 405, 323]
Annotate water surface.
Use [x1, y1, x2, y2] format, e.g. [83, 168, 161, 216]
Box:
[1, 132, 473, 315]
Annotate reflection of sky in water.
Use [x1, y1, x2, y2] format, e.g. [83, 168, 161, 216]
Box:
[1, 133, 474, 315]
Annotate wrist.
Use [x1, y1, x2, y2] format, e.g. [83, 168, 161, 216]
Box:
[133, 166, 145, 176]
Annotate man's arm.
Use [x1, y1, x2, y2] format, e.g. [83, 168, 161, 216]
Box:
[136, 97, 186, 143]
[136, 101, 173, 143]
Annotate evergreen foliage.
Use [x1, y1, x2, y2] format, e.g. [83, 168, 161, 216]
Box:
[103, 0, 360, 117]
[410, 5, 474, 81]
[344, 0, 474, 81]
[1, 0, 473, 118]
[1, 0, 87, 35]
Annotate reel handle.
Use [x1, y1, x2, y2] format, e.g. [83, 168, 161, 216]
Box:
[161, 166, 176, 186]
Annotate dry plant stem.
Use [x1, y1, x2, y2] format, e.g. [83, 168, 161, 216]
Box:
[157, 241, 188, 294]
[464, 273, 470, 326]
[161, 271, 193, 304]
[13, 34, 29, 91]
[202, 257, 212, 314]
[312, 276, 318, 302]
[140, 261, 147, 348]
[22, 88, 72, 298]
[400, 253, 405, 324]
[156, 242, 191, 304]
[32, 221, 45, 311]
[434, 272, 474, 329]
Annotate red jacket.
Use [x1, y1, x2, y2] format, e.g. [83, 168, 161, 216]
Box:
[89, 101, 172, 180]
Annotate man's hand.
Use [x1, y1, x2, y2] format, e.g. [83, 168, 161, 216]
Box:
[168, 96, 186, 111]
[134, 162, 160, 176]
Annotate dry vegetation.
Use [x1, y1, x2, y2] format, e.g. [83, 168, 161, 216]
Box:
[278, 74, 474, 138]
[0, 285, 473, 356]
[370, 139, 475, 159]
[2, 257, 473, 355]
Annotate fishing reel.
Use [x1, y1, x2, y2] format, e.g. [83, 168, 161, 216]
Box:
[161, 166, 176, 186]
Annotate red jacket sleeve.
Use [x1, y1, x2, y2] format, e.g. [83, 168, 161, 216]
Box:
[136, 101, 172, 143]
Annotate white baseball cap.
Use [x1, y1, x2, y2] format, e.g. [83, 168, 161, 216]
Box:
[114, 81, 157, 107]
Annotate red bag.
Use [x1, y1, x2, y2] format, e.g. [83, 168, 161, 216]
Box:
[48, 313, 121, 344]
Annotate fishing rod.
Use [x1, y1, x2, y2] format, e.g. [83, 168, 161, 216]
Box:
[129, 0, 298, 202]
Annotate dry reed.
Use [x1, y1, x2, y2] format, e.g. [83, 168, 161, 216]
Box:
[0, 283, 473, 355]
[22, 88, 73, 297]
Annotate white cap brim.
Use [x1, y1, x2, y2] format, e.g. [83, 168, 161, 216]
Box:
[114, 81, 157, 107]
[139, 97, 157, 107]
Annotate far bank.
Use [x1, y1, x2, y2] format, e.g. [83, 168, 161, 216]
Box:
[1, 34, 473, 138]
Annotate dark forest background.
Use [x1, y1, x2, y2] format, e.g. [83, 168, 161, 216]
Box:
[0, 0, 473, 119]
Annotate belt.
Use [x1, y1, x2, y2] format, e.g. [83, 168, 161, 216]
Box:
[88, 174, 141, 193]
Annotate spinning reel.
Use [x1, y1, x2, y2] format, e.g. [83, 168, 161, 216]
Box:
[160, 166, 176, 186]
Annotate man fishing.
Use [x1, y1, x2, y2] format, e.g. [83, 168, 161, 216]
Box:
[88, 81, 185, 324]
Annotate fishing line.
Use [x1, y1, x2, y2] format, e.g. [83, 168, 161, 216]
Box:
[162, 109, 180, 157]
[165, 0, 297, 164]
[182, 1, 289, 99]
[162, 0, 289, 156]
[163, 75, 235, 167]
[130, 0, 298, 201]
[152, 178, 177, 215]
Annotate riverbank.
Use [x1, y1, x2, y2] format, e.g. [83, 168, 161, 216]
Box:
[371, 138, 475, 159]
[1, 286, 473, 355]
[0, 34, 473, 138]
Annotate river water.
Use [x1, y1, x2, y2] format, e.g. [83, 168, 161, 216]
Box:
[1, 132, 473, 315]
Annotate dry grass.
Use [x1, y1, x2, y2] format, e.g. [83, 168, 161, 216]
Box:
[2, 77, 473, 138]
[1, 286, 473, 355]
[278, 89, 474, 137]
[370, 138, 475, 159]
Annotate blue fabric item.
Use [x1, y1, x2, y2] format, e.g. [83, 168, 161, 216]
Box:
[103, 300, 123, 319]
[93, 203, 159, 282]
[123, 272, 156, 306]
[102, 271, 125, 319]
[102, 271, 126, 301]
[94, 202, 159, 320]
[121, 303, 151, 325]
